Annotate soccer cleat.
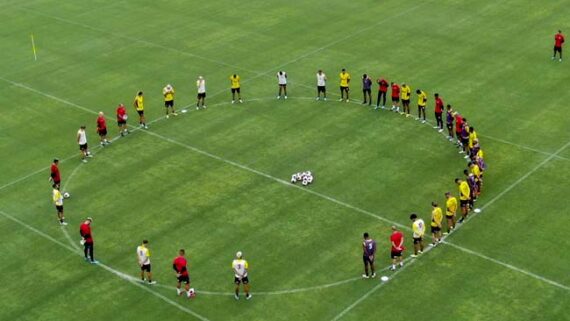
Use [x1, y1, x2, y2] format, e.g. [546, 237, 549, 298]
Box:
[323, 97, 327, 101]
[389, 266, 396, 271]
[381, 106, 385, 109]
[196, 106, 200, 110]
[144, 125, 149, 129]
[362, 274, 370, 279]
[552, 56, 556, 60]
[345, 99, 349, 103]
[234, 294, 239, 300]
[374, 106, 379, 110]
[90, 260, 99, 264]
[284, 96, 287, 100]
[232, 100, 235, 104]
[203, 105, 207, 109]
[239, 99, 243, 103]
[60, 221, 68, 226]
[433, 126, 439, 129]
[371, 273, 376, 278]
[399, 262, 404, 267]
[277, 96, 281, 100]
[410, 254, 418, 258]
[148, 281, 157, 285]
[560, 58, 562, 62]
[246, 294, 252, 300]
[316, 97, 319, 101]
[443, 232, 449, 235]
[418, 250, 423, 254]
[166, 115, 169, 119]
[173, 112, 178, 116]
[438, 129, 444, 133]
[177, 288, 182, 296]
[421, 120, 426, 124]
[81, 159, 88, 163]
[338, 98, 343, 102]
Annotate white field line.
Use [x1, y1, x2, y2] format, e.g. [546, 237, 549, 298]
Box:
[0, 209, 211, 321]
[3, 81, 568, 294]
[478, 133, 570, 161]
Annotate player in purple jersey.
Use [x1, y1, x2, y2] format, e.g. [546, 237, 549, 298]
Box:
[362, 232, 376, 279]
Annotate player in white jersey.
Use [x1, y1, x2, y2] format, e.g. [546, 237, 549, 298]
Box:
[277, 71, 287, 99]
[196, 76, 207, 110]
[410, 213, 425, 257]
[77, 125, 92, 163]
[232, 251, 251, 300]
[316, 70, 327, 101]
[136, 240, 156, 284]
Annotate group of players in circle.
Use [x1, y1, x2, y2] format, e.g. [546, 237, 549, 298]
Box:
[47, 63, 489, 298]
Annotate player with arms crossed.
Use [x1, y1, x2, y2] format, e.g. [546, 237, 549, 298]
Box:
[230, 74, 243, 104]
[553, 30, 565, 62]
[389, 226, 404, 270]
[136, 240, 156, 284]
[173, 249, 193, 298]
[362, 232, 376, 278]
[163, 84, 177, 118]
[232, 251, 252, 300]
[316, 70, 327, 101]
[410, 213, 425, 258]
[277, 71, 288, 99]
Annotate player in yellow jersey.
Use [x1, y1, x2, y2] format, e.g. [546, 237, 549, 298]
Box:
[339, 68, 351, 102]
[230, 74, 243, 104]
[430, 202, 443, 245]
[444, 192, 457, 234]
[232, 251, 251, 300]
[52, 184, 67, 225]
[470, 161, 482, 197]
[400, 83, 411, 116]
[455, 178, 471, 223]
[133, 91, 148, 129]
[416, 89, 427, 123]
[163, 84, 177, 118]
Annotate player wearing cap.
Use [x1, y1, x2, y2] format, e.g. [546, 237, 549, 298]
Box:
[79, 217, 97, 263]
[410, 213, 425, 258]
[173, 249, 192, 298]
[163, 84, 177, 118]
[137, 240, 156, 284]
[52, 184, 67, 226]
[196, 76, 207, 109]
[232, 251, 251, 300]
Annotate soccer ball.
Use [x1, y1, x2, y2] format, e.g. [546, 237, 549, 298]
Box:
[188, 288, 196, 298]
[63, 192, 70, 199]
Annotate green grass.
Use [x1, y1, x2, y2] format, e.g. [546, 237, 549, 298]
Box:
[1, 0, 569, 320]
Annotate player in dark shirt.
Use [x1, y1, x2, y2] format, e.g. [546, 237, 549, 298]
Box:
[362, 74, 372, 106]
[362, 232, 376, 278]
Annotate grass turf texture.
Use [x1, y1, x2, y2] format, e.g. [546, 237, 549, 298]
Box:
[0, 0, 569, 320]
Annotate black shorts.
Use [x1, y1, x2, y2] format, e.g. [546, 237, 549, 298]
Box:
[234, 276, 249, 284]
[137, 110, 144, 116]
[165, 100, 174, 107]
[446, 214, 455, 220]
[317, 86, 326, 93]
[117, 120, 126, 126]
[413, 237, 423, 244]
[197, 92, 206, 99]
[56, 205, 63, 212]
[402, 99, 410, 105]
[231, 88, 241, 94]
[447, 123, 453, 130]
[79, 143, 88, 151]
[391, 96, 400, 102]
[390, 250, 402, 259]
[431, 226, 441, 233]
[460, 199, 469, 207]
[363, 88, 371, 94]
[177, 275, 190, 284]
[340, 86, 349, 92]
[141, 264, 151, 272]
[98, 128, 107, 136]
[362, 255, 374, 265]
[418, 105, 426, 110]
[461, 138, 469, 145]
[554, 46, 562, 53]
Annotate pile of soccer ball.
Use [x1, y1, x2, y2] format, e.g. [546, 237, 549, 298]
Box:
[290, 171, 314, 186]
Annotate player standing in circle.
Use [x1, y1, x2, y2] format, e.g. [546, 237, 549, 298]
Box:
[49, 158, 61, 188]
[230, 74, 243, 104]
[163, 84, 177, 118]
[389, 226, 404, 271]
[116, 103, 128, 136]
[339, 68, 350, 102]
[232, 251, 252, 300]
[410, 213, 425, 258]
[433, 93, 444, 132]
[553, 30, 565, 62]
[173, 249, 192, 298]
[362, 74, 372, 106]
[416, 89, 427, 123]
[390, 82, 400, 113]
[316, 70, 327, 101]
[444, 192, 457, 234]
[400, 83, 411, 117]
[276, 71, 288, 99]
[446, 105, 455, 141]
[137, 240, 156, 284]
[430, 202, 443, 246]
[196, 76, 207, 110]
[361, 232, 376, 278]
[79, 217, 97, 263]
[96, 112, 110, 146]
[375, 77, 389, 110]
[455, 178, 471, 223]
[77, 125, 92, 163]
[133, 91, 147, 129]
[52, 184, 67, 225]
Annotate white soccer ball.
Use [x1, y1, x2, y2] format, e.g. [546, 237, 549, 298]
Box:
[63, 192, 70, 199]
[188, 288, 196, 297]
[302, 179, 308, 186]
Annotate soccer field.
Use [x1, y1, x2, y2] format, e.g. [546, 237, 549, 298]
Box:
[1, 0, 569, 320]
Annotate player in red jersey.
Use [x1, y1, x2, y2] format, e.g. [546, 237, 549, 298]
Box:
[553, 30, 565, 62]
[454, 112, 464, 146]
[116, 104, 129, 136]
[390, 82, 400, 113]
[173, 249, 193, 298]
[433, 93, 444, 132]
[49, 158, 61, 188]
[96, 112, 110, 146]
[389, 226, 404, 271]
[375, 77, 389, 110]
[79, 217, 97, 263]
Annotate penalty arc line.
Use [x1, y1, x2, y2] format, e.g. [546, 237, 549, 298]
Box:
[0, 209, 212, 321]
